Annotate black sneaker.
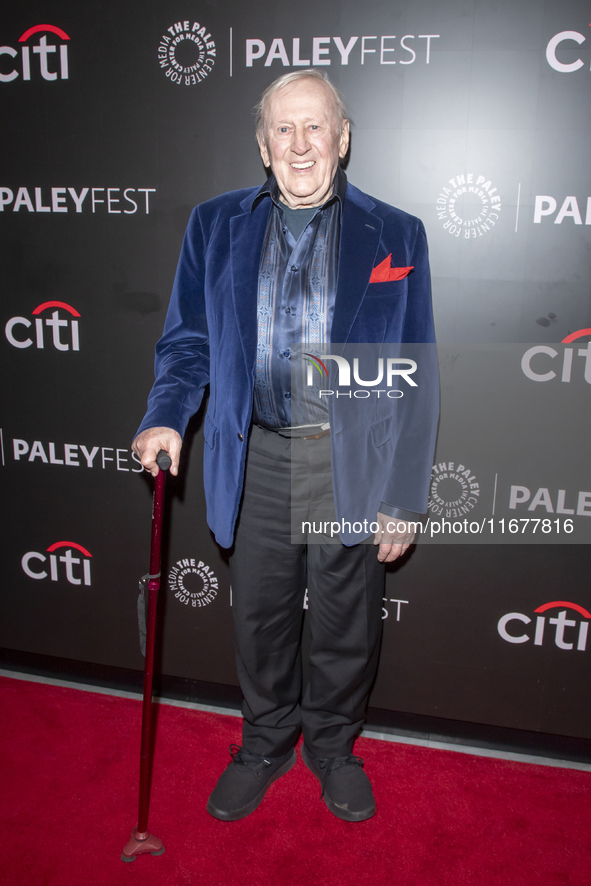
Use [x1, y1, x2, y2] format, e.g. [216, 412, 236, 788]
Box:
[301, 744, 376, 822]
[206, 744, 297, 821]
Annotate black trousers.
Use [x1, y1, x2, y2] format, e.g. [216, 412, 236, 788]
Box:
[229, 425, 385, 758]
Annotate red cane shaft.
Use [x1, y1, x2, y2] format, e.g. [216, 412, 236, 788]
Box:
[149, 467, 167, 578]
[137, 467, 167, 834]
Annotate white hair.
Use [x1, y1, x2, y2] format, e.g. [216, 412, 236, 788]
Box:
[254, 69, 348, 144]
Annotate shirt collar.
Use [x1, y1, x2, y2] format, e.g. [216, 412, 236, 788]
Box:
[251, 166, 347, 213]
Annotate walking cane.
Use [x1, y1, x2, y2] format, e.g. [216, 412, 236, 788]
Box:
[121, 449, 171, 862]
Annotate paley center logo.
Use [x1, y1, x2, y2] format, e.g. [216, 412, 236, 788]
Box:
[22, 541, 92, 586]
[498, 601, 590, 651]
[303, 350, 417, 399]
[5, 301, 80, 351]
[546, 25, 590, 73]
[169, 557, 218, 607]
[428, 461, 480, 518]
[436, 174, 502, 239]
[0, 24, 69, 83]
[157, 20, 216, 85]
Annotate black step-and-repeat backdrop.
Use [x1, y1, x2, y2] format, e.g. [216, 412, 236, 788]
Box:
[1, 1, 590, 739]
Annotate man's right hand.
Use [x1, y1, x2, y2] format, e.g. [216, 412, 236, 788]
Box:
[132, 427, 182, 477]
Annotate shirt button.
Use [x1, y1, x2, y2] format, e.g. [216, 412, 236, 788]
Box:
[285, 307, 291, 314]
[290, 265, 297, 272]
[283, 349, 291, 358]
[238, 433, 244, 441]
[284, 392, 291, 400]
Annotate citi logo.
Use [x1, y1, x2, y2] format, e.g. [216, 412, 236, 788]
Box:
[498, 602, 590, 651]
[521, 340, 591, 384]
[0, 24, 69, 83]
[22, 541, 92, 586]
[546, 27, 590, 73]
[5, 301, 80, 351]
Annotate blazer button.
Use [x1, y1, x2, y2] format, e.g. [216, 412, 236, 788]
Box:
[238, 433, 244, 441]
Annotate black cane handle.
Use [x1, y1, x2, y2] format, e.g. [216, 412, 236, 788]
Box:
[156, 450, 172, 471]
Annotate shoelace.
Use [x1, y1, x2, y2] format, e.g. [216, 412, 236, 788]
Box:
[229, 744, 273, 771]
[317, 754, 364, 799]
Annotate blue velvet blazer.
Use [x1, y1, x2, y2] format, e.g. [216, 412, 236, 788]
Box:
[137, 180, 439, 548]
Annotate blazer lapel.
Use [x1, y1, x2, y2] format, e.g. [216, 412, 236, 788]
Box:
[331, 193, 383, 343]
[230, 198, 272, 377]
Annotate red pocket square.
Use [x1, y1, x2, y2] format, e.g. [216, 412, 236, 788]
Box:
[369, 254, 414, 283]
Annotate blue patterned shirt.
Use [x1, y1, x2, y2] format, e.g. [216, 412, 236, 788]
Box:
[252, 169, 346, 429]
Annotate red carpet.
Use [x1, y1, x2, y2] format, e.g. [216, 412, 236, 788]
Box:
[2, 674, 591, 886]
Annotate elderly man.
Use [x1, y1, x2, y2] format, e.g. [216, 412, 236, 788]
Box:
[133, 70, 437, 823]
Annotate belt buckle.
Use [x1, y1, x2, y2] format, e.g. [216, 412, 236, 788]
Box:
[302, 428, 331, 441]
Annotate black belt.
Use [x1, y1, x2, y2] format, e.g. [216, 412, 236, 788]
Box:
[257, 425, 330, 440]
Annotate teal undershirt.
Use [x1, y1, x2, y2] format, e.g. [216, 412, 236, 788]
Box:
[281, 204, 317, 241]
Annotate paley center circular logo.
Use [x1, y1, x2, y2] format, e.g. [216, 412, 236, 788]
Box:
[169, 557, 218, 607]
[428, 461, 480, 517]
[157, 20, 216, 85]
[436, 173, 502, 239]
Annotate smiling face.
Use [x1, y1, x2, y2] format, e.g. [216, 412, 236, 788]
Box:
[257, 77, 350, 209]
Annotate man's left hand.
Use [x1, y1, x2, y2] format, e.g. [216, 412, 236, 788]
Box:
[373, 513, 415, 563]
